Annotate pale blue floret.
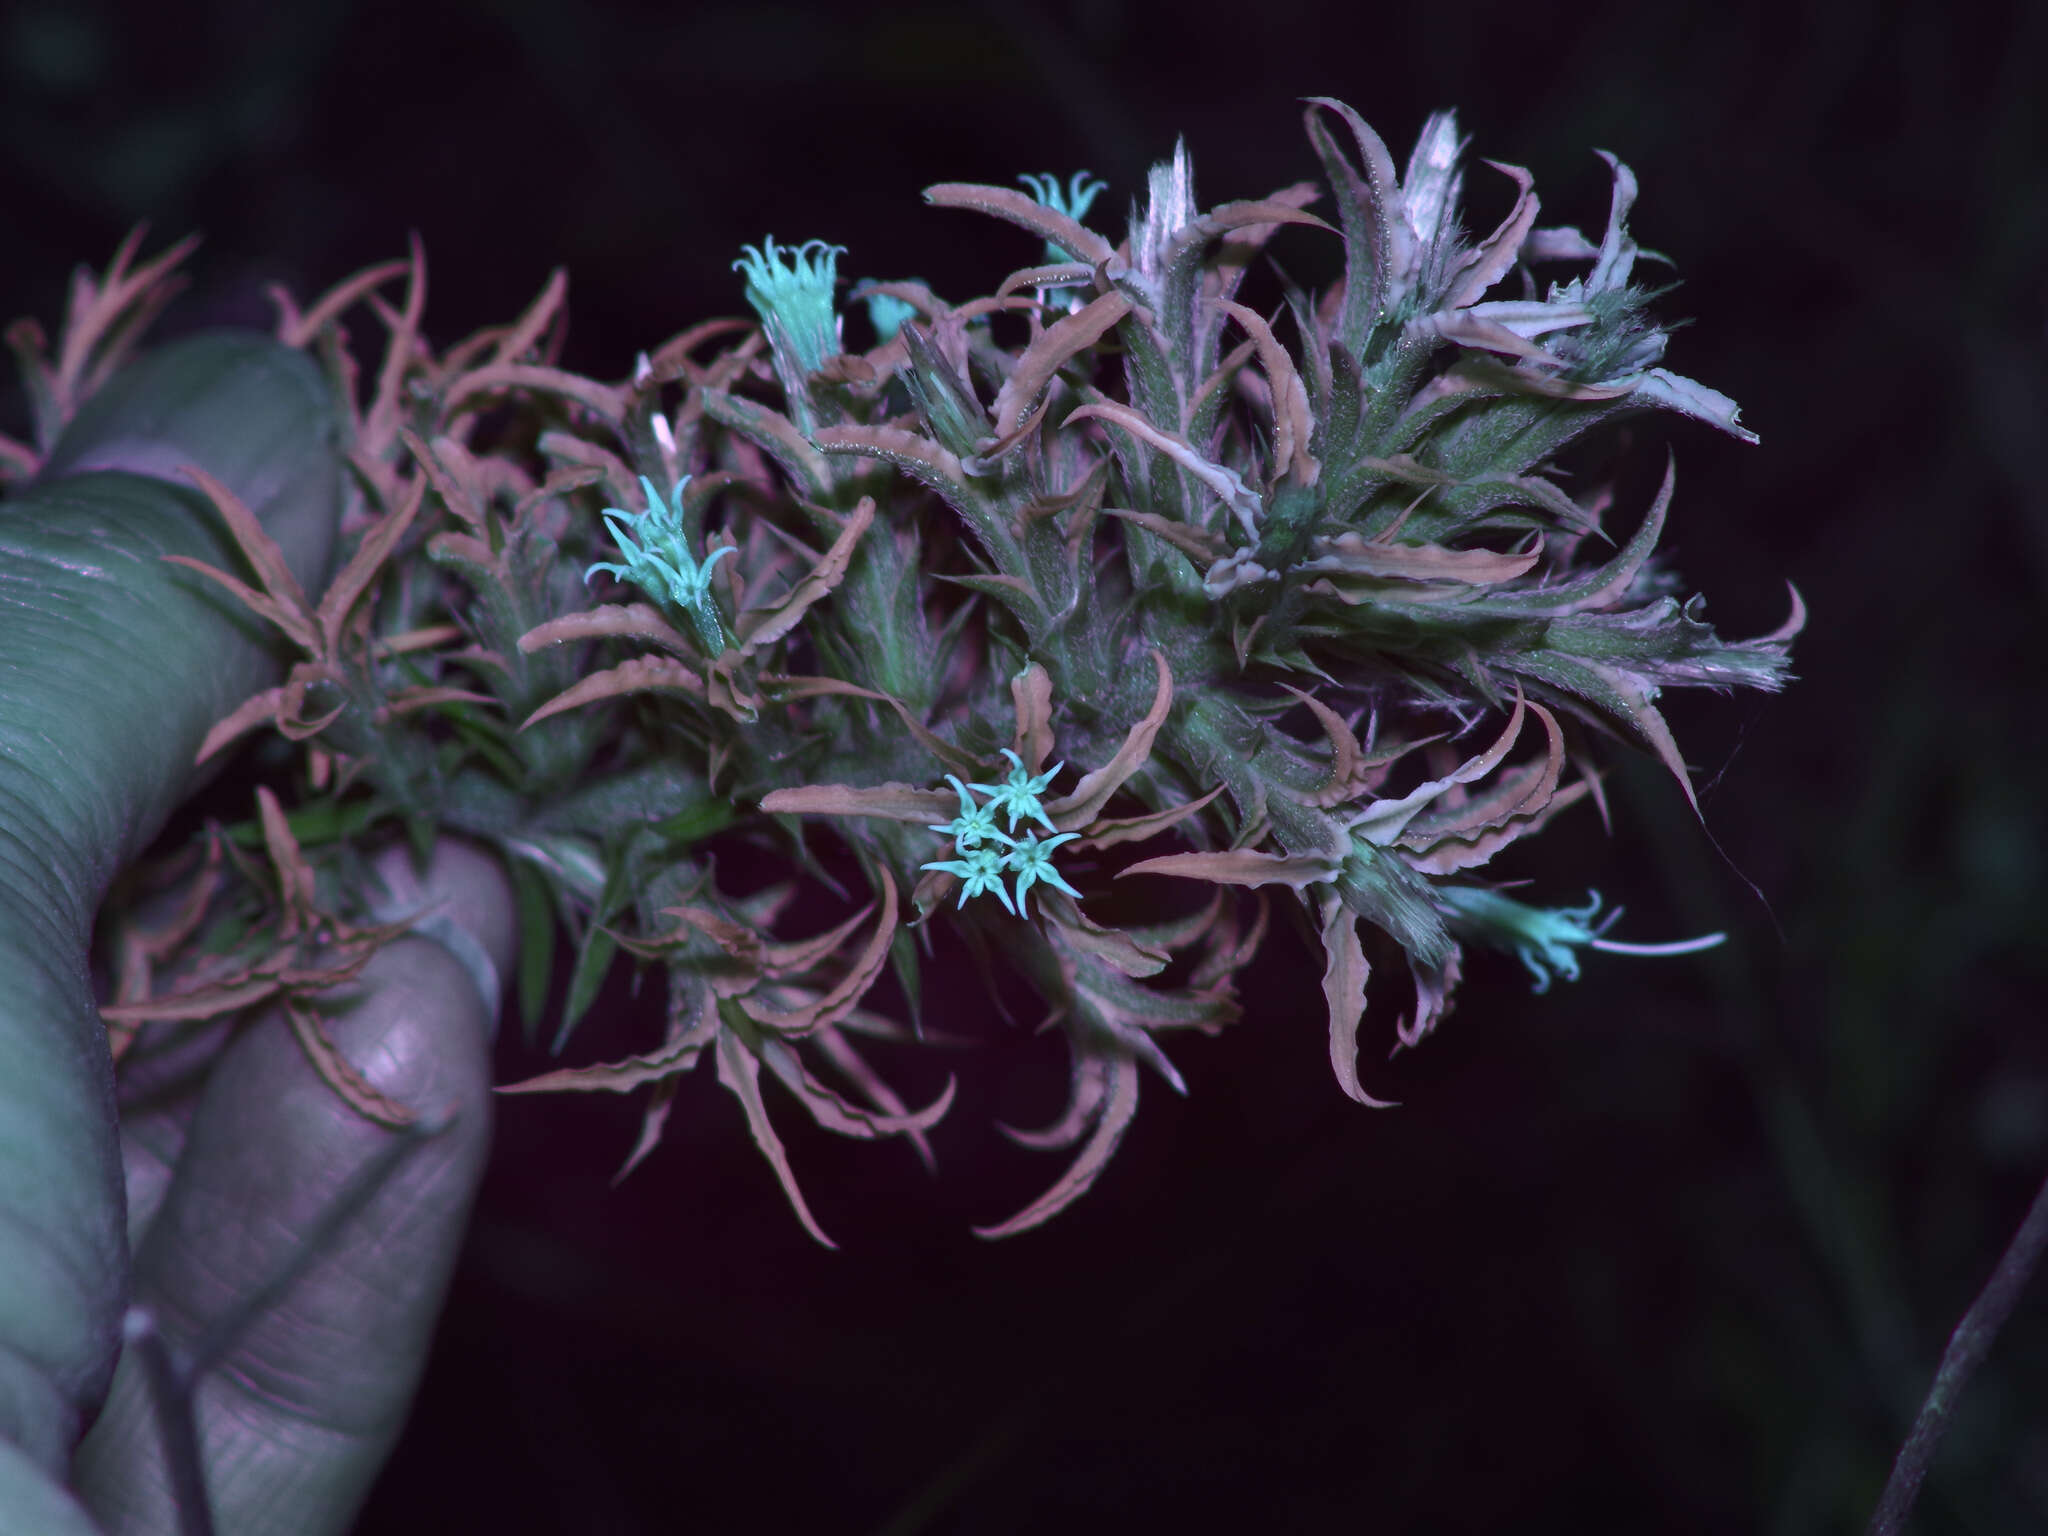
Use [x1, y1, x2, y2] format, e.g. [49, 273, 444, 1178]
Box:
[734, 237, 846, 377]
[585, 475, 735, 651]
[1004, 831, 1082, 918]
[967, 747, 1063, 835]
[1437, 886, 1725, 994]
[862, 290, 920, 344]
[929, 775, 1009, 850]
[921, 842, 1018, 915]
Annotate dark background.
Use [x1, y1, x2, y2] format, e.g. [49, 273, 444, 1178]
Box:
[5, 0, 2045, 1530]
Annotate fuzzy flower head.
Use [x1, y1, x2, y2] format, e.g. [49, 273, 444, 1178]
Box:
[585, 475, 735, 649]
[1438, 886, 1725, 994]
[734, 237, 846, 378]
[968, 747, 1062, 835]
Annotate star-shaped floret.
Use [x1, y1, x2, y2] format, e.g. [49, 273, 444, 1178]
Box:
[967, 748, 1062, 834]
[920, 843, 1017, 915]
[1002, 830, 1082, 919]
[928, 775, 1008, 851]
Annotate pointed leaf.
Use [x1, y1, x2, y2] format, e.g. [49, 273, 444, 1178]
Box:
[740, 870, 897, 1035]
[999, 1048, 1107, 1152]
[759, 782, 956, 823]
[1049, 649, 1171, 828]
[272, 257, 409, 348]
[1064, 401, 1261, 539]
[988, 291, 1131, 439]
[1440, 161, 1539, 311]
[447, 361, 626, 426]
[1272, 685, 1363, 808]
[1317, 891, 1395, 1107]
[1300, 529, 1542, 587]
[717, 1027, 837, 1248]
[1071, 784, 1226, 852]
[285, 1002, 418, 1128]
[317, 475, 427, 655]
[1010, 663, 1055, 773]
[1347, 694, 1528, 845]
[734, 496, 874, 655]
[497, 1000, 719, 1096]
[812, 422, 978, 512]
[1120, 847, 1336, 889]
[812, 1025, 941, 1172]
[699, 387, 833, 498]
[256, 785, 316, 938]
[1213, 299, 1318, 484]
[521, 655, 706, 729]
[974, 1050, 1139, 1239]
[517, 603, 692, 655]
[924, 182, 1116, 266]
[177, 466, 320, 650]
[759, 1037, 955, 1140]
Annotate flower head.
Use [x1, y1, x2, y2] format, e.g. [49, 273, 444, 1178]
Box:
[967, 748, 1062, 835]
[1437, 886, 1725, 993]
[734, 237, 846, 379]
[585, 475, 735, 649]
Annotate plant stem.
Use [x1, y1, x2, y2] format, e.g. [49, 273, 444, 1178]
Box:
[1865, 1160, 2048, 1535]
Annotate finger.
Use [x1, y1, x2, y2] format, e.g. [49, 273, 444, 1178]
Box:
[74, 846, 510, 1536]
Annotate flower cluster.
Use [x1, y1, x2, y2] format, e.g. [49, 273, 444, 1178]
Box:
[256, 96, 1799, 1243]
[919, 749, 1080, 918]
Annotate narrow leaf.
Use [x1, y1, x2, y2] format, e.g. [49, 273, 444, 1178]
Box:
[974, 1050, 1140, 1239]
[740, 870, 899, 1035]
[1119, 848, 1336, 889]
[1213, 299, 1318, 484]
[924, 182, 1116, 266]
[1049, 649, 1171, 828]
[717, 1027, 838, 1248]
[759, 782, 956, 823]
[521, 655, 706, 730]
[286, 1002, 418, 1128]
[988, 290, 1131, 439]
[1318, 891, 1395, 1106]
[555, 923, 619, 1054]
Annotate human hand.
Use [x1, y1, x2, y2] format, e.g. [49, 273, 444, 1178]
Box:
[70, 838, 513, 1536]
[0, 322, 508, 1534]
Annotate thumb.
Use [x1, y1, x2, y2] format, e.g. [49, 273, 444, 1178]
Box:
[74, 839, 513, 1536]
